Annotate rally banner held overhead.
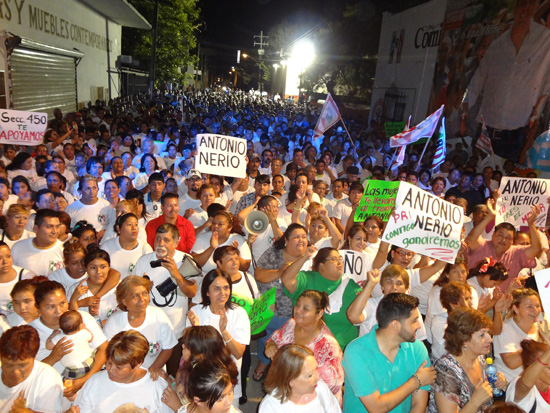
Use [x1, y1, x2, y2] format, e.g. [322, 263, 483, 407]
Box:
[339, 250, 372, 284]
[313, 93, 341, 138]
[0, 109, 48, 146]
[382, 182, 463, 263]
[195, 134, 247, 178]
[355, 180, 399, 222]
[389, 105, 444, 148]
[496, 177, 549, 227]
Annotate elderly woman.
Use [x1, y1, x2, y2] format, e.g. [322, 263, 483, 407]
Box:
[103, 276, 178, 373]
[73, 330, 173, 412]
[428, 308, 507, 412]
[0, 204, 34, 248]
[281, 246, 362, 350]
[259, 344, 341, 412]
[265, 290, 344, 404]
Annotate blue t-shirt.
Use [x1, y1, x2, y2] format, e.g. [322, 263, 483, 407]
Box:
[342, 325, 430, 412]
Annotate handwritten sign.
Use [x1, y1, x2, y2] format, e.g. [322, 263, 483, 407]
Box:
[496, 177, 549, 227]
[339, 249, 372, 283]
[355, 180, 399, 222]
[382, 183, 463, 263]
[0, 109, 48, 146]
[535, 268, 550, 314]
[195, 133, 247, 178]
[248, 287, 276, 335]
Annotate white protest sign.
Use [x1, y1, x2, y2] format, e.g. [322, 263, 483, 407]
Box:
[339, 249, 372, 284]
[0, 109, 48, 146]
[496, 177, 549, 227]
[195, 134, 247, 178]
[382, 183, 463, 263]
[534, 268, 550, 314]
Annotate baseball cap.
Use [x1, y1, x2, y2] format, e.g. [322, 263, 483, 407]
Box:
[186, 169, 201, 179]
[250, 153, 261, 161]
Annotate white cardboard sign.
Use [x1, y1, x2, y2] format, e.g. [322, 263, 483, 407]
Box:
[0, 109, 48, 146]
[496, 177, 549, 227]
[195, 133, 247, 178]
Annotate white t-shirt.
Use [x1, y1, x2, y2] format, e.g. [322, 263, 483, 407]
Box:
[132, 250, 190, 337]
[65, 198, 112, 231]
[430, 312, 448, 360]
[103, 306, 178, 369]
[102, 238, 153, 278]
[12, 239, 64, 276]
[178, 193, 202, 216]
[66, 279, 118, 323]
[6, 311, 26, 327]
[50, 329, 93, 368]
[332, 198, 353, 228]
[0, 361, 63, 413]
[191, 233, 252, 275]
[29, 311, 107, 374]
[188, 206, 208, 228]
[144, 195, 162, 219]
[191, 305, 251, 398]
[506, 376, 550, 412]
[494, 317, 542, 382]
[0, 229, 35, 249]
[192, 271, 259, 305]
[0, 266, 34, 314]
[74, 369, 173, 413]
[48, 268, 87, 292]
[259, 379, 341, 413]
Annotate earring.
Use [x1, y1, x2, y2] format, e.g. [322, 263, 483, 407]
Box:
[463, 346, 467, 351]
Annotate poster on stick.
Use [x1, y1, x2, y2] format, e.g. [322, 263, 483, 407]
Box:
[195, 134, 247, 178]
[0, 109, 48, 146]
[355, 180, 399, 223]
[339, 250, 372, 284]
[382, 183, 463, 263]
[496, 177, 549, 227]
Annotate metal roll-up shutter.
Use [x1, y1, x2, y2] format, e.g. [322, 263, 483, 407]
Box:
[10, 47, 77, 115]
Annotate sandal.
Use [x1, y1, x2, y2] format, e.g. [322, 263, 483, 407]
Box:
[253, 368, 266, 381]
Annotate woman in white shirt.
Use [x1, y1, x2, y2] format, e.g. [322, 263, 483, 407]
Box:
[260, 344, 341, 412]
[0, 205, 34, 249]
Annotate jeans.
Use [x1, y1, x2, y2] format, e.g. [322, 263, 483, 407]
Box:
[256, 315, 289, 365]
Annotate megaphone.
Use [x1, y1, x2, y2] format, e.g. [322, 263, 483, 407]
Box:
[244, 210, 270, 235]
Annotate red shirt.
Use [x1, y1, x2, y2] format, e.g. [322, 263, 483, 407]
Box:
[145, 214, 195, 253]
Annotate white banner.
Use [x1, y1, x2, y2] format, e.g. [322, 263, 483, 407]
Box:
[195, 134, 247, 178]
[0, 109, 48, 146]
[534, 268, 550, 314]
[339, 249, 372, 284]
[496, 177, 549, 227]
[382, 183, 463, 263]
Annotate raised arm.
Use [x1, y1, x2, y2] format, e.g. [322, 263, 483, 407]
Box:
[319, 208, 342, 248]
[525, 204, 542, 260]
[418, 259, 446, 284]
[346, 269, 380, 324]
[280, 246, 316, 295]
[466, 198, 496, 251]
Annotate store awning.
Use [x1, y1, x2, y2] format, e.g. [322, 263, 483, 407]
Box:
[77, 0, 152, 30]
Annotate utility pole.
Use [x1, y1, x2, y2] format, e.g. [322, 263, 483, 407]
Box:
[254, 31, 268, 93]
[149, 0, 159, 95]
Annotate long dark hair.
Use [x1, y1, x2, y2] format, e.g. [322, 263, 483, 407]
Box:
[200, 269, 236, 310]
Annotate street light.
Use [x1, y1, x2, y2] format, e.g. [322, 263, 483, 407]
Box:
[291, 40, 315, 69]
[286, 40, 315, 97]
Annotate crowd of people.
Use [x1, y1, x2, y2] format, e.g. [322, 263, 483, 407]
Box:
[0, 89, 549, 413]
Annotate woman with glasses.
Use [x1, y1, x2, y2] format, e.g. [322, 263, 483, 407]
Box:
[280, 246, 362, 350]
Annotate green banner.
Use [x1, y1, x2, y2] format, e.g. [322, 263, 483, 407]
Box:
[248, 287, 277, 335]
[231, 293, 254, 315]
[384, 122, 406, 138]
[355, 180, 399, 223]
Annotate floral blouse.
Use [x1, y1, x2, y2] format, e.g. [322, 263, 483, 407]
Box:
[428, 353, 492, 412]
[267, 318, 344, 404]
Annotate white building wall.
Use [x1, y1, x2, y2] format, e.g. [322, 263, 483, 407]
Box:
[0, 0, 122, 106]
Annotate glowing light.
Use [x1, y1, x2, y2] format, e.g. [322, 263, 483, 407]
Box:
[273, 63, 279, 69]
[291, 41, 315, 69]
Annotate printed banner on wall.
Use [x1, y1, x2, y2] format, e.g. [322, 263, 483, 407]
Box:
[382, 182, 463, 263]
[496, 177, 549, 227]
[0, 109, 48, 146]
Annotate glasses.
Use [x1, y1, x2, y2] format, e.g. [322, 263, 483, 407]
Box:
[395, 250, 414, 258]
[325, 256, 344, 263]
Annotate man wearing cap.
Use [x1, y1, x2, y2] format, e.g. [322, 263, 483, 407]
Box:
[247, 153, 261, 188]
[178, 169, 203, 218]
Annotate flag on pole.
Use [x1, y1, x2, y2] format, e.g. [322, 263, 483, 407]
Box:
[476, 120, 494, 155]
[389, 105, 444, 148]
[313, 93, 341, 138]
[390, 116, 410, 170]
[432, 117, 446, 169]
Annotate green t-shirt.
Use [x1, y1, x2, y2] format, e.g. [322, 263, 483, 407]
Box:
[284, 270, 361, 349]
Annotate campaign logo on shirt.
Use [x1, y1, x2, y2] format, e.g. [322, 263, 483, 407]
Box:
[149, 341, 161, 355]
[98, 214, 107, 224]
[49, 260, 63, 273]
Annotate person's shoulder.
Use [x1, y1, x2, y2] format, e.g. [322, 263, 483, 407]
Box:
[33, 360, 63, 380]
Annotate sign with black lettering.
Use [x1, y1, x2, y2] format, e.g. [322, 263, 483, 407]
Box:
[195, 134, 247, 178]
[0, 109, 47, 146]
[382, 182, 463, 263]
[496, 177, 549, 227]
[339, 250, 372, 284]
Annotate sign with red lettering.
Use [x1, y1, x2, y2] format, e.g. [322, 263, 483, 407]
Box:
[0, 109, 48, 146]
[496, 177, 549, 227]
